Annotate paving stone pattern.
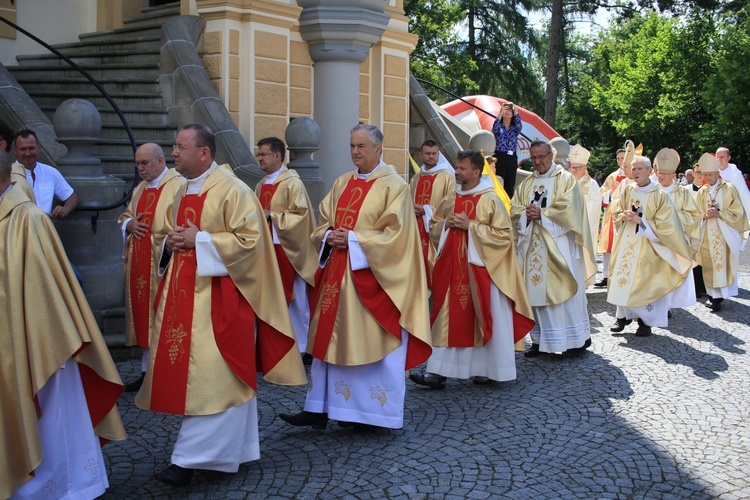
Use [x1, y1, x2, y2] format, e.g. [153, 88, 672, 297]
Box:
[103, 251, 750, 499]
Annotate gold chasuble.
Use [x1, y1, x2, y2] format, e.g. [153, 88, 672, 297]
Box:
[409, 168, 455, 286]
[608, 183, 692, 307]
[11, 161, 36, 202]
[118, 169, 185, 347]
[696, 180, 750, 288]
[136, 166, 306, 416]
[510, 164, 597, 306]
[1, 187, 126, 498]
[308, 165, 432, 368]
[598, 170, 627, 253]
[429, 188, 535, 347]
[667, 183, 702, 255]
[254, 167, 318, 303]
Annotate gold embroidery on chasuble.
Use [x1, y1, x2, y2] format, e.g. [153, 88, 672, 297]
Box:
[523, 177, 555, 306]
[702, 189, 729, 287]
[129, 187, 163, 343]
[608, 189, 649, 305]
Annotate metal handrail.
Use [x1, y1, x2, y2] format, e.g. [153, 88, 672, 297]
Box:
[414, 77, 532, 142]
[0, 15, 139, 216]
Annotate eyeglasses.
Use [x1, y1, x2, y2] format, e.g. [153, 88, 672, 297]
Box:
[529, 152, 551, 162]
[570, 166, 586, 170]
[256, 152, 275, 157]
[135, 157, 159, 167]
[173, 144, 205, 153]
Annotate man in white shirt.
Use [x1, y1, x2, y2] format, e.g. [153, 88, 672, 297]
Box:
[13, 129, 79, 217]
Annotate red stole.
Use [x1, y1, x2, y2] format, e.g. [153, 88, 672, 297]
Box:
[309, 177, 403, 361]
[259, 182, 296, 304]
[430, 194, 493, 347]
[128, 185, 165, 347]
[150, 191, 295, 415]
[414, 173, 436, 287]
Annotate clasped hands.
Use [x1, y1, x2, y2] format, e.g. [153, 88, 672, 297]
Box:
[327, 227, 350, 250]
[622, 210, 642, 225]
[447, 212, 470, 231]
[704, 205, 719, 220]
[166, 220, 199, 252]
[525, 204, 542, 221]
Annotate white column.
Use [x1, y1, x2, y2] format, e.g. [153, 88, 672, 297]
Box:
[298, 1, 390, 190]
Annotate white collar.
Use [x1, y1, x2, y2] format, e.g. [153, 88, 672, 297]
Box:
[265, 165, 286, 184]
[147, 167, 168, 189]
[457, 176, 493, 195]
[357, 161, 386, 180]
[186, 161, 218, 190]
[421, 152, 455, 175]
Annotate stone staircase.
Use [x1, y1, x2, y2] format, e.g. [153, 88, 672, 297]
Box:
[7, 2, 181, 181]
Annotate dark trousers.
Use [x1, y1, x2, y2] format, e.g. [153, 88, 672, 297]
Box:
[693, 265, 706, 298]
[494, 151, 518, 198]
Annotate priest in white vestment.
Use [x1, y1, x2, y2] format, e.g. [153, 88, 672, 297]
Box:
[607, 156, 693, 336]
[510, 141, 597, 357]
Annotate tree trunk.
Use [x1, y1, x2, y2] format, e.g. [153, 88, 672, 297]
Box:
[544, 0, 564, 127]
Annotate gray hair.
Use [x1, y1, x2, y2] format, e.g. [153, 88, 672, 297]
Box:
[632, 155, 652, 169]
[530, 140, 553, 155]
[350, 124, 383, 146]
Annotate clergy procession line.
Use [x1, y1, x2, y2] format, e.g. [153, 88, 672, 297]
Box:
[2, 121, 749, 497]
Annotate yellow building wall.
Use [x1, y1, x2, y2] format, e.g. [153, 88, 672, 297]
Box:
[197, 0, 415, 176]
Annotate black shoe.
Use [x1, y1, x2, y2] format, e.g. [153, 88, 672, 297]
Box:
[472, 376, 492, 385]
[565, 338, 592, 356]
[279, 410, 328, 431]
[610, 317, 632, 333]
[708, 298, 723, 311]
[524, 343, 541, 357]
[124, 373, 145, 393]
[594, 278, 608, 288]
[301, 353, 313, 366]
[635, 319, 652, 337]
[155, 464, 194, 487]
[409, 371, 446, 389]
[338, 421, 381, 431]
[279, 411, 328, 430]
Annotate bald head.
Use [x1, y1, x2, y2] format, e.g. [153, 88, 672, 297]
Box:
[715, 147, 731, 170]
[135, 142, 166, 183]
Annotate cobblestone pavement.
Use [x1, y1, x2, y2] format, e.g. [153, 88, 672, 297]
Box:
[103, 252, 750, 499]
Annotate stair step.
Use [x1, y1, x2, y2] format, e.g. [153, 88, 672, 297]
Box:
[46, 35, 162, 54]
[12, 78, 159, 94]
[124, 3, 180, 26]
[9, 64, 161, 80]
[29, 92, 163, 109]
[78, 18, 166, 40]
[16, 51, 160, 66]
[100, 123, 177, 141]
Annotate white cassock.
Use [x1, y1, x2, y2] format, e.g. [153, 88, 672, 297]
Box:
[425, 180, 516, 382]
[11, 360, 109, 500]
[169, 163, 260, 473]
